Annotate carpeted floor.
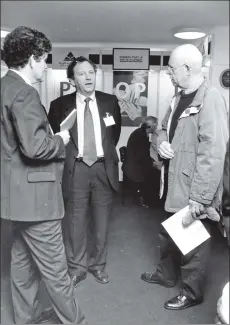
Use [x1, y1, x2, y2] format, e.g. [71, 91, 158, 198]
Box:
[1, 191, 229, 324]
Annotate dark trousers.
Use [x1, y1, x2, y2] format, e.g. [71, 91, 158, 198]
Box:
[11, 220, 85, 324]
[124, 167, 160, 206]
[143, 167, 161, 206]
[156, 170, 212, 300]
[156, 217, 212, 300]
[63, 161, 114, 277]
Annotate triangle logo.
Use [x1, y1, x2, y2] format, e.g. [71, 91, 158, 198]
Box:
[63, 52, 76, 61]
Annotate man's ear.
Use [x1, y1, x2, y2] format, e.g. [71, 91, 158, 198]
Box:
[69, 79, 75, 88]
[29, 55, 36, 69]
[185, 64, 191, 76]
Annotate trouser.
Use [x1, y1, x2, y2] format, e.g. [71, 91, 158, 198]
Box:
[222, 217, 230, 245]
[124, 168, 159, 206]
[11, 220, 85, 324]
[63, 161, 114, 277]
[143, 167, 161, 206]
[156, 217, 212, 300]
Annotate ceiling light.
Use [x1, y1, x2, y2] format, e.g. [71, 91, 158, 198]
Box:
[1, 29, 11, 38]
[174, 28, 206, 40]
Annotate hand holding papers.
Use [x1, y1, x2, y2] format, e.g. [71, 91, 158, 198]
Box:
[182, 207, 220, 227]
[162, 206, 211, 255]
[60, 109, 77, 131]
[55, 130, 70, 146]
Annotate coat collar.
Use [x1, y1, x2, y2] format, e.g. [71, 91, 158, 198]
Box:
[6, 70, 30, 85]
[178, 79, 209, 108]
[63, 91, 77, 118]
[9, 69, 32, 85]
[169, 79, 209, 120]
[6, 70, 49, 119]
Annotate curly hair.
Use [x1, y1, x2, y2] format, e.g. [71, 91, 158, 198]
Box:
[3, 26, 52, 69]
[67, 56, 97, 80]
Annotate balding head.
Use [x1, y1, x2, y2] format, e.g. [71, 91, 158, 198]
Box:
[168, 44, 204, 89]
[170, 44, 203, 74]
[141, 116, 158, 134]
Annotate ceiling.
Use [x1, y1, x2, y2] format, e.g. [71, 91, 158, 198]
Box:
[1, 1, 229, 48]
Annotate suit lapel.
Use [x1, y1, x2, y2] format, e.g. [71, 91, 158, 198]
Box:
[95, 92, 106, 142]
[62, 92, 78, 150]
[63, 91, 77, 119]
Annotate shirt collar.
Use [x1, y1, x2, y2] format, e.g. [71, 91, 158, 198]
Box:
[10, 69, 32, 86]
[76, 91, 95, 103]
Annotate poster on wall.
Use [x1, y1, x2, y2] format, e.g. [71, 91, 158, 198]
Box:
[113, 48, 149, 70]
[113, 70, 148, 126]
[51, 48, 77, 69]
[52, 48, 93, 69]
[113, 48, 150, 70]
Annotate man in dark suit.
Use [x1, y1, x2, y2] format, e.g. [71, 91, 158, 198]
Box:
[122, 116, 158, 207]
[48, 57, 121, 286]
[1, 26, 85, 324]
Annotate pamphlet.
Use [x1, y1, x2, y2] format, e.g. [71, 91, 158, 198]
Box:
[162, 206, 211, 255]
[60, 109, 77, 131]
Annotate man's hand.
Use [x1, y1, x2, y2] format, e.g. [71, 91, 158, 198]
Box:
[152, 161, 162, 171]
[189, 199, 205, 220]
[56, 130, 70, 146]
[158, 141, 174, 159]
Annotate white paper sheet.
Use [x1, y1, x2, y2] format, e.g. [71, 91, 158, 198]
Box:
[162, 206, 211, 255]
[60, 109, 77, 131]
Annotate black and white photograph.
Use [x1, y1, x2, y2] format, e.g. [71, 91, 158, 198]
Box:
[1, 1, 229, 325]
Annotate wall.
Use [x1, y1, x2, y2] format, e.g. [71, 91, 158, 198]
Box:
[209, 26, 229, 111]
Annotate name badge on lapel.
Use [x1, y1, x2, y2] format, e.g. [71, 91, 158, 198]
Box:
[103, 112, 115, 127]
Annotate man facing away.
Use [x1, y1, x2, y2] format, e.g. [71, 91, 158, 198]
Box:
[48, 57, 121, 286]
[1, 26, 85, 324]
[122, 116, 158, 207]
[141, 44, 229, 310]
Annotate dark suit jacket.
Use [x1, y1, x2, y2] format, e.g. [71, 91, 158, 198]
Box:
[48, 91, 121, 200]
[123, 127, 153, 183]
[1, 70, 66, 222]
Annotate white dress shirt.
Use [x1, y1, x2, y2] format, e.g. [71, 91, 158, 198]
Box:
[76, 92, 104, 157]
[10, 69, 32, 86]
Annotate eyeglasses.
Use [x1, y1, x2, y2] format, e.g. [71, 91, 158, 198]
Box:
[167, 64, 186, 73]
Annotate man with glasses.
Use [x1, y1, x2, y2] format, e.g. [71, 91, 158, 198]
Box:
[141, 44, 228, 310]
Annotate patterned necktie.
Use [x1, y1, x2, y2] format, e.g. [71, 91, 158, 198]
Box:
[83, 97, 97, 166]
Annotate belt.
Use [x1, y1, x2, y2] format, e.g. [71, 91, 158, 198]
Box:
[74, 156, 105, 163]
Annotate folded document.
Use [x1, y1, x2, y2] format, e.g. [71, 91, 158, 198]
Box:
[162, 206, 211, 255]
[60, 109, 77, 131]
